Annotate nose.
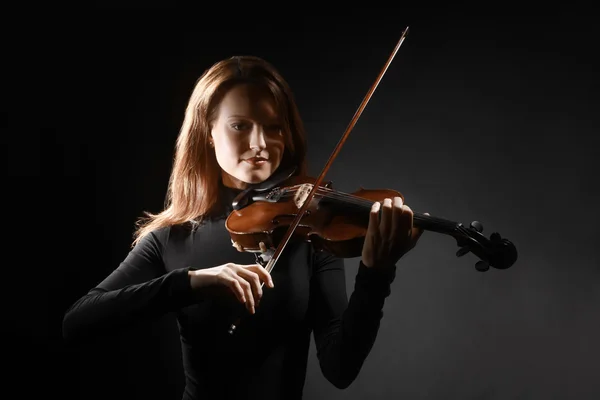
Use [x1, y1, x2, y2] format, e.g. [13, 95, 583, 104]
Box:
[249, 125, 267, 150]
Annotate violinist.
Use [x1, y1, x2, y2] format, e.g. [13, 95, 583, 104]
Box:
[62, 55, 426, 400]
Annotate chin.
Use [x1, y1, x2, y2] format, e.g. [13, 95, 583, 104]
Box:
[224, 162, 280, 187]
[243, 170, 272, 184]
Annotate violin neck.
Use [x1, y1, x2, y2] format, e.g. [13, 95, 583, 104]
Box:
[314, 190, 461, 236]
[413, 212, 460, 236]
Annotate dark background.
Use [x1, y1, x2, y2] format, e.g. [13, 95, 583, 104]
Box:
[7, 9, 599, 400]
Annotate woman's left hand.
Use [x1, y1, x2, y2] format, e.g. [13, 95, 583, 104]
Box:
[361, 196, 426, 268]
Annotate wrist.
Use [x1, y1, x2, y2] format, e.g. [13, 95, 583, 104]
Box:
[188, 269, 199, 289]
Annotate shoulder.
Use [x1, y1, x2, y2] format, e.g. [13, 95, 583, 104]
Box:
[136, 222, 189, 249]
[151, 222, 198, 246]
[134, 222, 197, 258]
[132, 225, 171, 254]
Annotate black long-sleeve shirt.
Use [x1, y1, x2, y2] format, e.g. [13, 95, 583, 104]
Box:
[62, 183, 397, 400]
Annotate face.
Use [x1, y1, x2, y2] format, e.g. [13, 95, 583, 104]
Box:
[210, 83, 285, 189]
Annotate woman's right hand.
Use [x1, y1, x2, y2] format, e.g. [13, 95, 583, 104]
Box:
[188, 263, 274, 314]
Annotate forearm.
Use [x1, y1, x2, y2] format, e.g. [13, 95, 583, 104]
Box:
[62, 267, 194, 344]
[316, 261, 396, 388]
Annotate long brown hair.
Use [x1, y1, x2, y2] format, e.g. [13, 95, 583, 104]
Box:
[132, 56, 308, 246]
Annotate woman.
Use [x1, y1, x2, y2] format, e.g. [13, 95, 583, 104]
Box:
[62, 55, 425, 399]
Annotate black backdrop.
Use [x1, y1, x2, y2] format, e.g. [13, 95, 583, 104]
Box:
[6, 9, 599, 400]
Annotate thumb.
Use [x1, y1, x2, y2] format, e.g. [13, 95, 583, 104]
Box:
[411, 212, 429, 244]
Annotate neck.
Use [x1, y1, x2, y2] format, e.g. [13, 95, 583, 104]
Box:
[222, 171, 250, 190]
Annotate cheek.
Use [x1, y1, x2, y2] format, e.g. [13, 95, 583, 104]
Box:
[214, 142, 242, 170]
[270, 137, 286, 156]
[218, 137, 242, 157]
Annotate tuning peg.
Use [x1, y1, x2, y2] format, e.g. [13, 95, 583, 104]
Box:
[475, 260, 489, 272]
[456, 246, 470, 257]
[470, 221, 483, 233]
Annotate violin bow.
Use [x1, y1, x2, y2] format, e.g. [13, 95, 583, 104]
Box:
[259, 27, 411, 277]
[227, 27, 518, 334]
[227, 28, 409, 335]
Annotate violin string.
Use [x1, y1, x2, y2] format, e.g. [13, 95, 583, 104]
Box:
[277, 186, 459, 231]
[280, 185, 371, 207]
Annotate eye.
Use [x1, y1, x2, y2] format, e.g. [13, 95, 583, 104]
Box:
[265, 124, 283, 135]
[231, 123, 247, 131]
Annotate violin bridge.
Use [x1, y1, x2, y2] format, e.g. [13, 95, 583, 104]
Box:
[294, 184, 314, 209]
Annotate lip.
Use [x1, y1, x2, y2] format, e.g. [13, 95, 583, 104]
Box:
[244, 157, 268, 165]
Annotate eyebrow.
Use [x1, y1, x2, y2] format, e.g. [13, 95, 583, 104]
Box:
[226, 114, 280, 124]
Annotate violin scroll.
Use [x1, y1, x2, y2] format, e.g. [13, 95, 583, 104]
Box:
[454, 220, 518, 272]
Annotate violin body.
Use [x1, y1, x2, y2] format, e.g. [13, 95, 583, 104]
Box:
[226, 171, 517, 272]
[226, 175, 403, 258]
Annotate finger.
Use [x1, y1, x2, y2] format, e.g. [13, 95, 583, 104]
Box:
[398, 204, 414, 245]
[234, 275, 255, 314]
[228, 276, 247, 305]
[368, 201, 381, 240]
[362, 201, 381, 268]
[247, 264, 274, 288]
[379, 198, 393, 244]
[237, 267, 263, 302]
[410, 212, 428, 245]
[390, 196, 404, 246]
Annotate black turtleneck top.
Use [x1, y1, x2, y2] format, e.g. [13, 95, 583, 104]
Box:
[62, 183, 397, 400]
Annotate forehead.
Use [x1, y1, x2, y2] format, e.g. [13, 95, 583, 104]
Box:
[216, 83, 278, 120]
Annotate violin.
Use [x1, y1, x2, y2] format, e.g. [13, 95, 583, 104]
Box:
[225, 27, 517, 335]
[226, 166, 517, 273]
